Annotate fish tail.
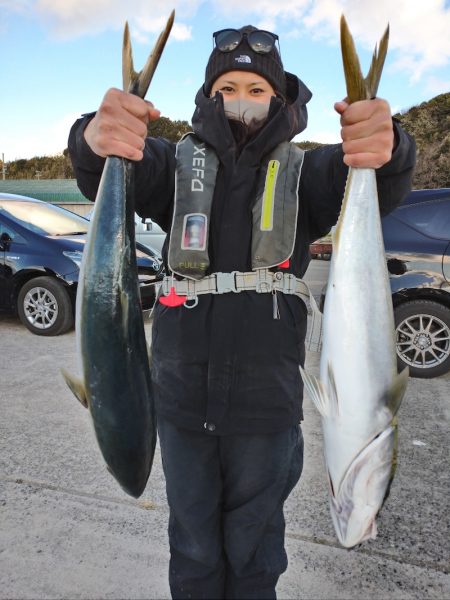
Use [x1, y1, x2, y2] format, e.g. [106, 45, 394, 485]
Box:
[340, 15, 389, 103]
[122, 10, 175, 97]
[122, 22, 139, 94]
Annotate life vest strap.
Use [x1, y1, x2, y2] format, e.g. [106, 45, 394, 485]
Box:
[159, 269, 323, 352]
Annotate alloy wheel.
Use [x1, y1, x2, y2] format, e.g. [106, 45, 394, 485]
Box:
[396, 313, 450, 370]
[23, 286, 59, 330]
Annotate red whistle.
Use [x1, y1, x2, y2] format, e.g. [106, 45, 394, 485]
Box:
[159, 286, 187, 307]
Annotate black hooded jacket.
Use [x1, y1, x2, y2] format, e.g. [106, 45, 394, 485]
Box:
[68, 74, 416, 435]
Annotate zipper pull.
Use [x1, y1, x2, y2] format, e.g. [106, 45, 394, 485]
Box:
[273, 290, 280, 320]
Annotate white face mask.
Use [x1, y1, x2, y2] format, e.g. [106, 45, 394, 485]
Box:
[224, 99, 270, 125]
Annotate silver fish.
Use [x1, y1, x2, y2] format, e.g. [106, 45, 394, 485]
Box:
[62, 11, 175, 498]
[300, 16, 409, 547]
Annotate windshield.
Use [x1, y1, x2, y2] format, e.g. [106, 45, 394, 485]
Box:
[0, 200, 89, 236]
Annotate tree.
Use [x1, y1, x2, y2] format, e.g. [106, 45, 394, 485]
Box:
[4, 96, 450, 187]
[147, 116, 191, 142]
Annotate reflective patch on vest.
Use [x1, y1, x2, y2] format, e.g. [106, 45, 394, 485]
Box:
[260, 159, 280, 231]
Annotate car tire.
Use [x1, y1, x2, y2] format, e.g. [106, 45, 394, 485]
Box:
[17, 276, 74, 336]
[394, 300, 450, 378]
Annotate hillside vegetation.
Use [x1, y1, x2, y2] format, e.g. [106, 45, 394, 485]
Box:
[2, 93, 449, 188]
[394, 92, 449, 188]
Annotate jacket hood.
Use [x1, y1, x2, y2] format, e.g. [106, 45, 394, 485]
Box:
[191, 72, 312, 164]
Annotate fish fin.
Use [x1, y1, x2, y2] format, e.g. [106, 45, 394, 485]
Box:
[327, 363, 340, 418]
[299, 366, 329, 417]
[385, 366, 409, 417]
[61, 368, 89, 409]
[334, 165, 354, 249]
[329, 425, 396, 548]
[380, 416, 399, 511]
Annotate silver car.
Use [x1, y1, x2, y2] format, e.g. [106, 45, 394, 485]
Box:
[86, 208, 166, 253]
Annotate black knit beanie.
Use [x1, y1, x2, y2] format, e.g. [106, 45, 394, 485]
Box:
[204, 25, 286, 97]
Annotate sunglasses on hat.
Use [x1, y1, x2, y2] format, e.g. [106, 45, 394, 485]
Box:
[213, 29, 280, 55]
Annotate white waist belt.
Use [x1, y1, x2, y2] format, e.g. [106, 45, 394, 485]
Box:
[160, 269, 323, 353]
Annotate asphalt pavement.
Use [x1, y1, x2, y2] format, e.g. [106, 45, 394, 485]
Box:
[1, 260, 449, 599]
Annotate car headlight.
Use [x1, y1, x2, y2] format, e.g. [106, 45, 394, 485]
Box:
[63, 250, 83, 268]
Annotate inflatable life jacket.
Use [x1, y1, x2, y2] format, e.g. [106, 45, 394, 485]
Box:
[168, 133, 305, 280]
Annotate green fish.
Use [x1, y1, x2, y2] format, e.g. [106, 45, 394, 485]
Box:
[62, 11, 175, 498]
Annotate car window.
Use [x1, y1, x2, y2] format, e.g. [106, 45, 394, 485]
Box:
[394, 198, 450, 240]
[0, 222, 27, 244]
[0, 201, 89, 236]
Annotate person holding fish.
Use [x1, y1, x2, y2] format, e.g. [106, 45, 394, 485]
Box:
[69, 22, 415, 600]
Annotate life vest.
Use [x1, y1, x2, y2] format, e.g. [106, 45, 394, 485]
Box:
[168, 133, 305, 280]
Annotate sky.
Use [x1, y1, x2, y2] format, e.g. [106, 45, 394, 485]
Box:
[1, 0, 450, 161]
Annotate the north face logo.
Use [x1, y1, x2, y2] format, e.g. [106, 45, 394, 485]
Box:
[235, 55, 252, 64]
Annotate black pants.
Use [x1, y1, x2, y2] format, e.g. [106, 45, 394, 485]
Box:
[157, 418, 304, 599]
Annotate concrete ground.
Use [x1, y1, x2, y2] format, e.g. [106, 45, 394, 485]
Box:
[1, 262, 449, 599]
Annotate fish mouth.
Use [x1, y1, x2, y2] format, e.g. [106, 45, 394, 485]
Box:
[328, 425, 396, 548]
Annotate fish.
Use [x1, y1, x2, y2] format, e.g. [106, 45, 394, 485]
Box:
[62, 11, 175, 498]
[300, 15, 409, 548]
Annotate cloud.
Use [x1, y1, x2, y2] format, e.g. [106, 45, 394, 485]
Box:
[210, 0, 450, 84]
[4, 0, 450, 83]
[32, 0, 200, 40]
[0, 0, 32, 11]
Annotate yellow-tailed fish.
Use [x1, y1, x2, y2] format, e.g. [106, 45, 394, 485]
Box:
[62, 11, 175, 498]
[300, 15, 408, 547]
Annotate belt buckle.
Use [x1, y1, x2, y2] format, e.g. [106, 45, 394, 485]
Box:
[282, 273, 296, 294]
[255, 269, 273, 293]
[215, 272, 238, 294]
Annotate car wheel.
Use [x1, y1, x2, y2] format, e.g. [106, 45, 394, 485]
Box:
[394, 300, 450, 378]
[17, 276, 74, 336]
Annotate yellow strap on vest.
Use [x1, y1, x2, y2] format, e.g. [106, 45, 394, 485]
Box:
[261, 159, 280, 231]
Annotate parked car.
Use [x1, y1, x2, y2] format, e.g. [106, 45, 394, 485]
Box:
[384, 188, 450, 378]
[86, 207, 166, 252]
[320, 188, 450, 378]
[0, 194, 164, 336]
